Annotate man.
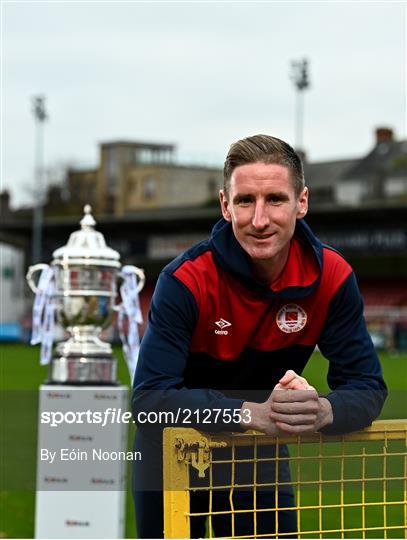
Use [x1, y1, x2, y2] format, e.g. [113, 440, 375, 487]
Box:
[132, 134, 387, 538]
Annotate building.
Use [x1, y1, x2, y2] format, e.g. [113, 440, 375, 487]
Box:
[337, 128, 407, 205]
[67, 140, 222, 215]
[65, 129, 406, 215]
[304, 127, 407, 206]
[0, 243, 25, 340]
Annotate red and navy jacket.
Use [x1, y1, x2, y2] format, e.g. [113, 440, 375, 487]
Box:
[132, 218, 387, 435]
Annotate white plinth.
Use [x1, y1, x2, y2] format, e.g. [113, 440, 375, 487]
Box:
[35, 384, 129, 539]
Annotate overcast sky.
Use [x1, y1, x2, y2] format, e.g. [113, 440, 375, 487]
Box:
[2, 1, 405, 207]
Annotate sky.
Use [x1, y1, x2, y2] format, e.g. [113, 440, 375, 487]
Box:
[2, 1, 406, 207]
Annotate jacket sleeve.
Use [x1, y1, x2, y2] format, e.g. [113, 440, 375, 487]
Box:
[131, 270, 245, 432]
[318, 272, 387, 435]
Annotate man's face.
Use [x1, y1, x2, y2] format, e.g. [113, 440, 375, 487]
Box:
[219, 162, 308, 265]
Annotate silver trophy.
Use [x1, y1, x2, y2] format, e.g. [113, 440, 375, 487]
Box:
[26, 205, 145, 384]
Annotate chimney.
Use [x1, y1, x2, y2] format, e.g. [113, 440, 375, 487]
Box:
[296, 149, 307, 163]
[0, 190, 10, 215]
[375, 127, 394, 144]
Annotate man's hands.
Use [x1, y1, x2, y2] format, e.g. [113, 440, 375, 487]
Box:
[269, 386, 333, 434]
[274, 369, 314, 391]
[240, 370, 333, 435]
[240, 399, 279, 436]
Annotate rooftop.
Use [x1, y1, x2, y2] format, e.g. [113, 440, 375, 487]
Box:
[304, 158, 356, 188]
[344, 139, 407, 180]
[100, 140, 175, 151]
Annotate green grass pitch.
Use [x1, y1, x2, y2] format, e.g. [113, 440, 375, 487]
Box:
[0, 344, 406, 538]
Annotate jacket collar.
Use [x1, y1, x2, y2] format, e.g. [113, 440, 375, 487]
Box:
[209, 218, 322, 299]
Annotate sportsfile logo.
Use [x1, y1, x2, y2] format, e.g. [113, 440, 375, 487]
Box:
[214, 318, 231, 335]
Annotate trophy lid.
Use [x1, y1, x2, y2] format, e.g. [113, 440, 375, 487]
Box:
[52, 205, 121, 268]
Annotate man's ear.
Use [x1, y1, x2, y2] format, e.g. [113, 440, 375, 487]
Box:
[296, 187, 308, 219]
[219, 190, 232, 222]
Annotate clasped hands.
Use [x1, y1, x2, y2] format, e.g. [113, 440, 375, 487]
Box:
[241, 370, 333, 435]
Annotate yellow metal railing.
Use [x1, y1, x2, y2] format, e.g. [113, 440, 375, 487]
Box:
[163, 419, 407, 539]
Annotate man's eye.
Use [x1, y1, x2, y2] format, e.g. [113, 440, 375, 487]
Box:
[237, 197, 252, 205]
[268, 196, 283, 204]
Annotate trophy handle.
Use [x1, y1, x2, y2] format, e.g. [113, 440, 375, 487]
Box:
[26, 263, 50, 294]
[134, 266, 145, 292]
[118, 266, 146, 293]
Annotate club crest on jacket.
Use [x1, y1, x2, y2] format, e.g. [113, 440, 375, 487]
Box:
[276, 304, 307, 333]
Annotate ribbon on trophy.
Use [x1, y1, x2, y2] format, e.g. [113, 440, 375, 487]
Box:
[118, 265, 144, 381]
[30, 266, 56, 365]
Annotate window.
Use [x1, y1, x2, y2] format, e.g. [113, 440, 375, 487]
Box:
[139, 149, 153, 164]
[106, 147, 119, 195]
[143, 176, 157, 200]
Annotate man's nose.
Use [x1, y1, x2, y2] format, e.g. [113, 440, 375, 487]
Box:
[252, 201, 270, 229]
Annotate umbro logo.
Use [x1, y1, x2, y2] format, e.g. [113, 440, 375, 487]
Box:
[215, 318, 231, 335]
[215, 318, 231, 329]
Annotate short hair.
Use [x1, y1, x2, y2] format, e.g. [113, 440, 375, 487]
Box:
[223, 134, 305, 197]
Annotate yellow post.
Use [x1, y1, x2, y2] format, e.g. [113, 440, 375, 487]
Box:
[163, 428, 191, 539]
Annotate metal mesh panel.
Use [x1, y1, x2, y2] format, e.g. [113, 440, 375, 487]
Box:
[163, 420, 407, 539]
